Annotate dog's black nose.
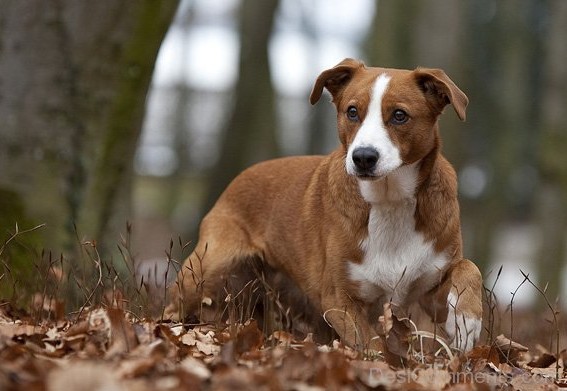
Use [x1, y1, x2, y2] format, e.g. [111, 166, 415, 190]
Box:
[352, 147, 379, 171]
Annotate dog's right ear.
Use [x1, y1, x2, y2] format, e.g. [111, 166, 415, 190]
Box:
[309, 58, 364, 105]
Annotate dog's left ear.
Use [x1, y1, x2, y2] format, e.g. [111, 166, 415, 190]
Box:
[310, 58, 364, 105]
[414, 68, 468, 121]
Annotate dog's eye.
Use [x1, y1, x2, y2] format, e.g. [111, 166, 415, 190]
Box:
[391, 109, 409, 125]
[346, 106, 359, 121]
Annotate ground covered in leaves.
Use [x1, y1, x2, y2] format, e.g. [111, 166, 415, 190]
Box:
[1, 304, 566, 391]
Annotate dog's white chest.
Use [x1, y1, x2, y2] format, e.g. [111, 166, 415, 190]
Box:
[349, 175, 449, 304]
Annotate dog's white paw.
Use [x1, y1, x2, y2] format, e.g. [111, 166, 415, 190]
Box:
[445, 292, 482, 351]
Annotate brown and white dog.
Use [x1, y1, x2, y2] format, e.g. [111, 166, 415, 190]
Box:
[167, 58, 483, 351]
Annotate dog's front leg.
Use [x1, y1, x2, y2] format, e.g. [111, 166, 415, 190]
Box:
[321, 294, 380, 351]
[421, 259, 483, 351]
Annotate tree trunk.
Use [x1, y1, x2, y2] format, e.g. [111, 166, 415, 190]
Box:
[0, 0, 178, 281]
[535, 0, 567, 301]
[365, 0, 421, 68]
[203, 0, 280, 213]
[76, 1, 180, 257]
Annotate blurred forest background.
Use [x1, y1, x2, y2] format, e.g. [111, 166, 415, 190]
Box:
[1, 0, 566, 310]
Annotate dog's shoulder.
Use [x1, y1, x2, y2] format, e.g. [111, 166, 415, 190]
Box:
[415, 154, 462, 257]
[417, 154, 458, 198]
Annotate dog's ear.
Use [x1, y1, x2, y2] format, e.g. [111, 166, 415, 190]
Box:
[310, 58, 364, 105]
[414, 68, 468, 121]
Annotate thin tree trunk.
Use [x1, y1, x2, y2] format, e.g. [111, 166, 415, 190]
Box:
[535, 0, 567, 301]
[365, 0, 421, 68]
[203, 0, 280, 213]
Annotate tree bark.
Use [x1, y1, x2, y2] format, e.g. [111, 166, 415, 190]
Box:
[0, 0, 178, 272]
[76, 1, 180, 255]
[535, 0, 567, 301]
[203, 0, 280, 213]
[365, 0, 421, 68]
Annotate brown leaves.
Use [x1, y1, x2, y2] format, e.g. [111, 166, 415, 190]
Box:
[106, 307, 139, 356]
[381, 302, 412, 367]
[235, 319, 264, 355]
[0, 306, 566, 390]
[453, 334, 566, 389]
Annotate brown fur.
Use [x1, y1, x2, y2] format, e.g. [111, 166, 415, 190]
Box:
[166, 59, 482, 351]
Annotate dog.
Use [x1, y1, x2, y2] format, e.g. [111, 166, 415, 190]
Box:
[167, 58, 483, 352]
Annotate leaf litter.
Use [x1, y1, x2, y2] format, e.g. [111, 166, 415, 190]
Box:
[0, 303, 565, 390]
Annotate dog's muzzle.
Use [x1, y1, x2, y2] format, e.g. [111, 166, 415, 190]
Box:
[352, 147, 379, 176]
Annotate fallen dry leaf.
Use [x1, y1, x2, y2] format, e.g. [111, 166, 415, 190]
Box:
[179, 356, 212, 380]
[64, 320, 90, 338]
[494, 333, 530, 364]
[528, 353, 557, 368]
[116, 356, 158, 379]
[271, 330, 295, 345]
[235, 319, 263, 355]
[106, 308, 139, 357]
[47, 362, 120, 391]
[352, 360, 393, 388]
[466, 344, 500, 366]
[196, 339, 221, 356]
[0, 321, 46, 339]
[414, 367, 451, 389]
[181, 329, 197, 346]
[380, 302, 412, 367]
[313, 350, 354, 388]
[0, 303, 564, 391]
[495, 334, 529, 352]
[509, 373, 556, 391]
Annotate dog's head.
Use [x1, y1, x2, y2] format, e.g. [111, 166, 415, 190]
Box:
[310, 58, 468, 180]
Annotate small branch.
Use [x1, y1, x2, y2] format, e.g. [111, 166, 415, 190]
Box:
[484, 265, 503, 343]
[506, 272, 529, 363]
[76, 241, 104, 320]
[520, 269, 561, 381]
[0, 223, 46, 257]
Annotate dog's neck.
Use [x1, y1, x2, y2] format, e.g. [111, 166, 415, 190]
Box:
[357, 161, 421, 205]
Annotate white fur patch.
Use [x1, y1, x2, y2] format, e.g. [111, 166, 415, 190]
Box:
[446, 291, 482, 351]
[346, 74, 402, 178]
[358, 162, 421, 203]
[349, 163, 449, 304]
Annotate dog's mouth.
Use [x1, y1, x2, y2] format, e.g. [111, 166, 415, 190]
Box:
[356, 174, 378, 180]
[354, 171, 385, 181]
[346, 159, 392, 180]
[351, 163, 404, 180]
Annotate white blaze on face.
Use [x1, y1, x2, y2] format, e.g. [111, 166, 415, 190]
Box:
[345, 74, 402, 178]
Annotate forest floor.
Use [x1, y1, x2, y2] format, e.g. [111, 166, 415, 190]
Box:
[1, 299, 566, 390]
[1, 229, 566, 390]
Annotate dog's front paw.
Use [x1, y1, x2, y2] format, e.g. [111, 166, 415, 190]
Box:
[445, 292, 482, 351]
